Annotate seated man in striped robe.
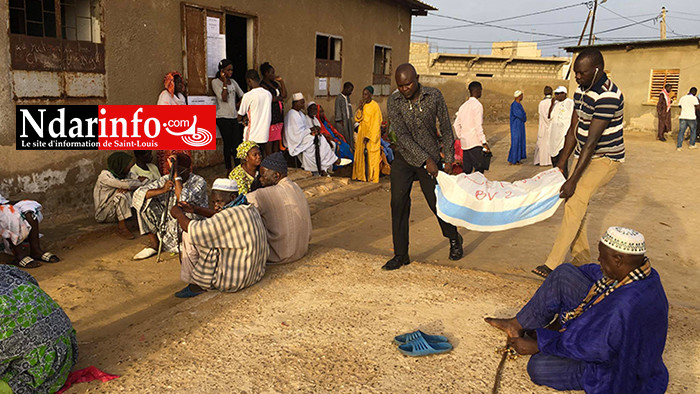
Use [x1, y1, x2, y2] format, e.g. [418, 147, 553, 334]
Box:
[170, 178, 269, 298]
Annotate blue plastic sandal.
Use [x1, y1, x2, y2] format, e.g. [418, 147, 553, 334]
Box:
[398, 335, 453, 357]
[394, 330, 449, 345]
[174, 286, 204, 299]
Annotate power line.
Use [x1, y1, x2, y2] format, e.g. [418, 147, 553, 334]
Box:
[414, 2, 588, 33]
[427, 14, 574, 38]
[412, 13, 658, 29]
[599, 5, 659, 32]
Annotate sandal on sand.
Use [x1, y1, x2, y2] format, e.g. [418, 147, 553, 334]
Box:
[38, 252, 60, 263]
[133, 247, 157, 260]
[398, 336, 453, 357]
[174, 286, 205, 299]
[12, 256, 41, 269]
[532, 265, 552, 279]
[394, 330, 449, 345]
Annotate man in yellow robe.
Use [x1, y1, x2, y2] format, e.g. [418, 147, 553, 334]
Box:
[352, 86, 383, 182]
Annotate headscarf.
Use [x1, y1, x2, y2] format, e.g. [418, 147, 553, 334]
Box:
[236, 141, 259, 160]
[364, 86, 374, 95]
[164, 71, 182, 96]
[107, 152, 133, 179]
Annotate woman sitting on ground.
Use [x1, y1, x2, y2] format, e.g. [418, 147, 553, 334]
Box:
[94, 152, 146, 240]
[228, 141, 262, 195]
[0, 265, 78, 392]
[0, 192, 60, 268]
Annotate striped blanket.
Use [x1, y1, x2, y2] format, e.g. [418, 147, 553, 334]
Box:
[435, 168, 566, 232]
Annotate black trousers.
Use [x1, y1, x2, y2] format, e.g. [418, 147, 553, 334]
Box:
[551, 150, 569, 178]
[462, 146, 485, 174]
[217, 118, 243, 170]
[390, 152, 459, 257]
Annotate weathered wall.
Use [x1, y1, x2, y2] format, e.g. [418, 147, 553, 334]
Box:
[410, 42, 567, 79]
[567, 44, 700, 132]
[0, 0, 413, 217]
[419, 75, 567, 124]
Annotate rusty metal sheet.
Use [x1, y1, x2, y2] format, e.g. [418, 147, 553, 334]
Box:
[10, 35, 62, 71]
[63, 41, 105, 73]
[315, 59, 342, 78]
[372, 74, 391, 85]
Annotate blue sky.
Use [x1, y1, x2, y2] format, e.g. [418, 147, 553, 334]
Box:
[411, 0, 700, 57]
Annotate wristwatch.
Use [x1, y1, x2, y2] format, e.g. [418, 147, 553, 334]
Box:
[174, 176, 183, 181]
[222, 86, 228, 91]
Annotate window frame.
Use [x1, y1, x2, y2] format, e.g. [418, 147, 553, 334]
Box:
[372, 44, 392, 96]
[648, 69, 680, 104]
[315, 32, 342, 78]
[9, 0, 105, 73]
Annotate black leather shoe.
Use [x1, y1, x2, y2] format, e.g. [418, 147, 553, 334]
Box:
[449, 233, 464, 261]
[382, 255, 410, 270]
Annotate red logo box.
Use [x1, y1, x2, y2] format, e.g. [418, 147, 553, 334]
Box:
[97, 105, 216, 150]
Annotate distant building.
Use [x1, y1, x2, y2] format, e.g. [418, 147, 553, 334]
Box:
[564, 37, 700, 132]
[409, 42, 569, 123]
[410, 42, 569, 79]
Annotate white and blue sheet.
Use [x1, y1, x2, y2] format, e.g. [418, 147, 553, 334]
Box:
[435, 168, 566, 232]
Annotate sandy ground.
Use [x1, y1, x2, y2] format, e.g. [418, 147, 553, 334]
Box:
[5, 124, 699, 393]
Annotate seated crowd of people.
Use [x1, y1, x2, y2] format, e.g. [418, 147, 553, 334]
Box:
[91, 150, 313, 299]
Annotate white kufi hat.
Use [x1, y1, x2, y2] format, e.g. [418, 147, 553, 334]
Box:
[212, 178, 239, 193]
[600, 226, 646, 255]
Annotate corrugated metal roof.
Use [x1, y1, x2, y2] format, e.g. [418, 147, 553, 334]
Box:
[563, 37, 700, 52]
[391, 0, 437, 15]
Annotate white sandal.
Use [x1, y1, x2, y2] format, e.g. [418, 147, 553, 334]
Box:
[133, 247, 157, 260]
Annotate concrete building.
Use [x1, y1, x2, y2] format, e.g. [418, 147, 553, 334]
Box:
[410, 42, 569, 123]
[564, 37, 700, 132]
[0, 0, 434, 216]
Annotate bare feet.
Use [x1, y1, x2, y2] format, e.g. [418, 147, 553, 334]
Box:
[484, 317, 524, 338]
[116, 226, 135, 240]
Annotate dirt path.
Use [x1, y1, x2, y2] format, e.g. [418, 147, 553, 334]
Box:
[6, 124, 698, 392]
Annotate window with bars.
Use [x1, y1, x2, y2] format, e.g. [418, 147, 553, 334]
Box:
[9, 0, 57, 37]
[315, 34, 342, 78]
[372, 45, 392, 95]
[649, 69, 680, 103]
[9, 0, 101, 43]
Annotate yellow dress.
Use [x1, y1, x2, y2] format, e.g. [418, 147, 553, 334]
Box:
[352, 100, 383, 182]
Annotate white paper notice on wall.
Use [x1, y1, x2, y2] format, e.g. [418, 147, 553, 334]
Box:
[206, 17, 220, 37]
[207, 34, 226, 78]
[188, 96, 217, 106]
[318, 78, 328, 92]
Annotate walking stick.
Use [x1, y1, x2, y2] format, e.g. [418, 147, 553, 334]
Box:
[156, 156, 179, 263]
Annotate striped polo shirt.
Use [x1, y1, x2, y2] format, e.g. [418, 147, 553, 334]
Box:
[573, 73, 625, 161]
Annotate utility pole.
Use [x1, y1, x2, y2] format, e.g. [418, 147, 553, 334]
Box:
[660, 7, 667, 39]
[588, 0, 599, 45]
[565, 7, 593, 80]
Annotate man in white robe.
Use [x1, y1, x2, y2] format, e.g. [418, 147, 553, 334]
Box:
[548, 86, 575, 177]
[534, 86, 553, 166]
[284, 92, 338, 175]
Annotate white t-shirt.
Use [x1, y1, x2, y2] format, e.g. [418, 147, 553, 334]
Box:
[678, 94, 699, 120]
[238, 87, 273, 143]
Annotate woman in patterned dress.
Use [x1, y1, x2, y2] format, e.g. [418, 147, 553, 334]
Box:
[227, 141, 261, 195]
[0, 265, 78, 392]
